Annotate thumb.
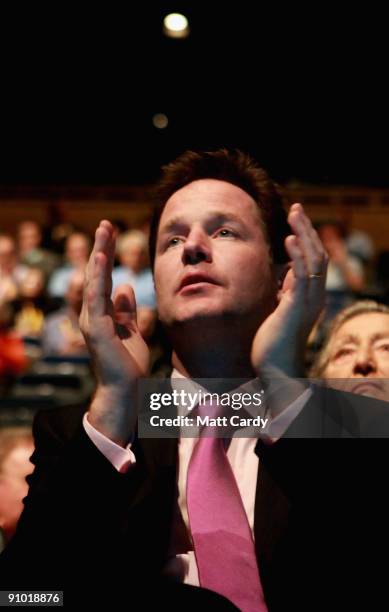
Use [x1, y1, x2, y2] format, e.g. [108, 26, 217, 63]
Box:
[113, 284, 138, 329]
[278, 267, 295, 299]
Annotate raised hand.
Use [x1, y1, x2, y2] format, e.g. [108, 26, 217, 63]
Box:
[251, 203, 327, 380]
[79, 220, 150, 446]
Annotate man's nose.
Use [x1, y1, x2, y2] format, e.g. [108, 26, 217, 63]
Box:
[352, 347, 377, 376]
[182, 228, 212, 265]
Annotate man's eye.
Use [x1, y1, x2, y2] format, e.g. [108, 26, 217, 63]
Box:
[215, 228, 236, 238]
[167, 237, 183, 248]
[378, 344, 389, 352]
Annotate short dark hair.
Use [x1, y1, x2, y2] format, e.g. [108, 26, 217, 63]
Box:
[149, 149, 290, 269]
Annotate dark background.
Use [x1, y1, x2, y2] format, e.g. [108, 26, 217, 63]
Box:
[0, 4, 387, 186]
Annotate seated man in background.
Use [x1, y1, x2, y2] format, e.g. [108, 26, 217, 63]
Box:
[317, 221, 365, 322]
[48, 232, 91, 299]
[17, 221, 59, 279]
[112, 229, 156, 307]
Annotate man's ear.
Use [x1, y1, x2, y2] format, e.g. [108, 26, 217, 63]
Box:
[273, 263, 290, 301]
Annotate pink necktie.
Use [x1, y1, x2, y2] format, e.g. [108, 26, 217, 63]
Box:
[187, 418, 268, 611]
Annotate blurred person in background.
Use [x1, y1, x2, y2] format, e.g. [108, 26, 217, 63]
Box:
[42, 270, 87, 356]
[0, 427, 34, 552]
[0, 302, 28, 395]
[0, 235, 28, 306]
[12, 267, 61, 339]
[17, 221, 59, 278]
[339, 208, 375, 268]
[41, 201, 78, 256]
[112, 230, 155, 307]
[48, 232, 91, 299]
[317, 221, 365, 321]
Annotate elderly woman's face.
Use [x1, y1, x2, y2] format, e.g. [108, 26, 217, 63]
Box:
[323, 312, 389, 399]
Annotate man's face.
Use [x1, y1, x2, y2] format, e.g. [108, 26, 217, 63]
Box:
[20, 268, 45, 298]
[18, 222, 41, 253]
[323, 312, 389, 399]
[66, 235, 90, 267]
[154, 179, 276, 328]
[121, 242, 147, 274]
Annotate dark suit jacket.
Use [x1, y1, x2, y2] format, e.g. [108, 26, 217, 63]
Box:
[0, 385, 388, 610]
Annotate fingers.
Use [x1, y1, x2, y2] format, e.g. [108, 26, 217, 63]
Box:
[87, 220, 115, 279]
[99, 220, 117, 272]
[284, 235, 307, 280]
[84, 220, 115, 318]
[86, 251, 112, 317]
[287, 203, 327, 277]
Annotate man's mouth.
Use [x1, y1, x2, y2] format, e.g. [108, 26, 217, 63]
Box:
[178, 273, 219, 293]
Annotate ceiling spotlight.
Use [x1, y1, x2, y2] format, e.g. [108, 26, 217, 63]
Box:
[163, 13, 190, 39]
[152, 113, 169, 129]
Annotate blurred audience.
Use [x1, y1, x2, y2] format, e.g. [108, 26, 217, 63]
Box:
[0, 206, 383, 398]
[0, 427, 34, 551]
[112, 230, 155, 307]
[42, 270, 87, 356]
[48, 232, 91, 298]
